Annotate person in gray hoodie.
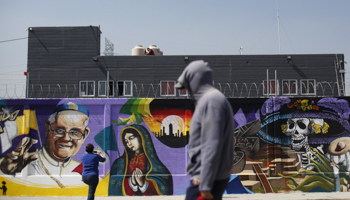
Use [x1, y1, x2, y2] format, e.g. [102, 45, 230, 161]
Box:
[175, 60, 235, 200]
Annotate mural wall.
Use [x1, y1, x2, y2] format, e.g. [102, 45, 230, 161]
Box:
[0, 97, 350, 196]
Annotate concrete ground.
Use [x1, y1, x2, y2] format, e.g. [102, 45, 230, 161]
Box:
[1, 192, 350, 200]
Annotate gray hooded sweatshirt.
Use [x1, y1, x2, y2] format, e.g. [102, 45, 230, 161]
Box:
[176, 60, 235, 191]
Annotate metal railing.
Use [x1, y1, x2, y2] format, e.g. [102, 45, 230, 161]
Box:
[0, 82, 348, 99]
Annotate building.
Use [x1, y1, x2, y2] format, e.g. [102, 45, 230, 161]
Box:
[26, 26, 346, 98]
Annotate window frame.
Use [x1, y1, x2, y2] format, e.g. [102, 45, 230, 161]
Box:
[300, 79, 316, 95]
[282, 79, 298, 95]
[117, 80, 133, 97]
[79, 81, 95, 97]
[263, 80, 279, 95]
[178, 88, 189, 96]
[98, 80, 114, 97]
[160, 81, 176, 97]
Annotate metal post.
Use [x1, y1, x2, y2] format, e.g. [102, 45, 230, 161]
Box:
[267, 69, 269, 97]
[107, 71, 110, 98]
[275, 70, 277, 97]
[277, 0, 281, 54]
[26, 72, 29, 98]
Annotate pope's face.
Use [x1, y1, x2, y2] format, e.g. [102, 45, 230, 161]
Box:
[124, 133, 141, 154]
[45, 110, 90, 162]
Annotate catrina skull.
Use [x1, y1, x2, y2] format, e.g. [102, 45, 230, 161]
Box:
[284, 118, 325, 151]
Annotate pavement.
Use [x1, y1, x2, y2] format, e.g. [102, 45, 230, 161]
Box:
[1, 192, 350, 200]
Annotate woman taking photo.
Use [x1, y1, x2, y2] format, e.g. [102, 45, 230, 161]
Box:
[82, 143, 106, 200]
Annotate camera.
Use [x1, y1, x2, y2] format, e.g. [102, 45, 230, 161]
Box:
[93, 150, 98, 154]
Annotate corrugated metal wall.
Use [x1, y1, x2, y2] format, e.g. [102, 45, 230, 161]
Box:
[26, 26, 345, 98]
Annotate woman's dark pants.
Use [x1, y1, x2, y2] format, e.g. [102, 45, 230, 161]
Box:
[185, 179, 229, 200]
[82, 175, 99, 200]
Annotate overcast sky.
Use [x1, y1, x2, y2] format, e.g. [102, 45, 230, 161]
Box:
[1, 0, 349, 97]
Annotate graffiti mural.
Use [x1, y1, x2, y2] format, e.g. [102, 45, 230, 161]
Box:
[0, 97, 350, 196]
[232, 97, 350, 193]
[0, 100, 110, 196]
[109, 125, 173, 195]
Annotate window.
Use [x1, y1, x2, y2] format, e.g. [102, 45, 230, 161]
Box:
[263, 80, 279, 95]
[179, 88, 188, 96]
[282, 79, 298, 95]
[300, 79, 316, 95]
[160, 81, 175, 96]
[79, 81, 95, 97]
[117, 81, 133, 96]
[98, 81, 114, 97]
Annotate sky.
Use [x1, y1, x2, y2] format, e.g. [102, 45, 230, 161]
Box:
[0, 0, 349, 97]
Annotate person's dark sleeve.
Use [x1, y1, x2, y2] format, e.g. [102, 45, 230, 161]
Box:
[199, 103, 224, 191]
[98, 155, 106, 162]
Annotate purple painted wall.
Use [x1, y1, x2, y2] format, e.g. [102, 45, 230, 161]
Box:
[0, 97, 349, 196]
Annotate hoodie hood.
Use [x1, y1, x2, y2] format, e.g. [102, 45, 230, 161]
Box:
[176, 60, 214, 102]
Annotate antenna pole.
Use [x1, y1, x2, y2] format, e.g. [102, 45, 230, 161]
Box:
[277, 0, 281, 54]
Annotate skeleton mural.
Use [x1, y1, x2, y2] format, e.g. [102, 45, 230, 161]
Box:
[258, 97, 350, 170]
[283, 118, 329, 168]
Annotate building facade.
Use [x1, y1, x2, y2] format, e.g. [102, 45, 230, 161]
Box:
[0, 26, 348, 196]
[26, 26, 346, 98]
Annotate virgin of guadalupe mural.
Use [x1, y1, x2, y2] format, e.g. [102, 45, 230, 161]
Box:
[108, 125, 173, 196]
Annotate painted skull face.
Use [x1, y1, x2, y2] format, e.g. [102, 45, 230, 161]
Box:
[285, 118, 311, 151]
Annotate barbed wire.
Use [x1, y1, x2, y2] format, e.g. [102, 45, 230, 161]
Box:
[0, 82, 348, 99]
